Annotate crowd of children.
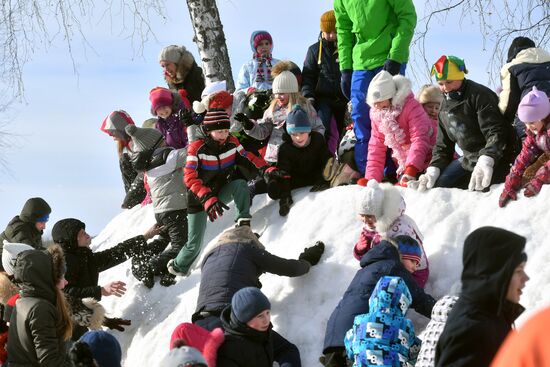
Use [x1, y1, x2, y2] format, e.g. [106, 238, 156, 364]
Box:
[1, 1, 549, 365]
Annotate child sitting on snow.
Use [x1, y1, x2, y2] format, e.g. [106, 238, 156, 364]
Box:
[364, 71, 435, 187]
[149, 86, 190, 149]
[125, 125, 188, 287]
[354, 181, 429, 288]
[266, 104, 332, 216]
[344, 276, 422, 367]
[167, 109, 270, 277]
[499, 86, 550, 207]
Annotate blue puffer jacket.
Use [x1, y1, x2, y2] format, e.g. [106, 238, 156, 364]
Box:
[323, 241, 435, 352]
[193, 226, 311, 321]
[344, 276, 421, 367]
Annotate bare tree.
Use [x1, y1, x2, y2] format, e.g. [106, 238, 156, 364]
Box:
[411, 0, 550, 84]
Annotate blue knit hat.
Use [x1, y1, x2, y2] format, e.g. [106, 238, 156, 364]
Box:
[286, 105, 311, 134]
[79, 331, 122, 367]
[394, 235, 422, 264]
[231, 287, 271, 323]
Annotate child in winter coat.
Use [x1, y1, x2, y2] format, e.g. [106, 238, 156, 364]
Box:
[364, 71, 435, 186]
[100, 110, 147, 209]
[217, 287, 301, 367]
[149, 86, 190, 150]
[236, 70, 326, 164]
[321, 238, 435, 367]
[344, 276, 422, 367]
[499, 87, 550, 207]
[158, 44, 205, 102]
[416, 84, 443, 130]
[236, 31, 280, 93]
[167, 109, 270, 277]
[7, 246, 72, 365]
[190, 81, 234, 144]
[353, 180, 429, 288]
[267, 104, 332, 216]
[499, 36, 550, 139]
[124, 125, 190, 287]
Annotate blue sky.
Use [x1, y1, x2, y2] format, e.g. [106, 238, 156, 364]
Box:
[0, 0, 509, 235]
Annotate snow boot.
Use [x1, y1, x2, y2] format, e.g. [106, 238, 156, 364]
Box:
[279, 196, 293, 216]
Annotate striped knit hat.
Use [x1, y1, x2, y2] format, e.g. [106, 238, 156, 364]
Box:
[394, 235, 422, 265]
[202, 108, 230, 132]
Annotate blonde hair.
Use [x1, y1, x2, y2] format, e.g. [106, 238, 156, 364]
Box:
[268, 93, 309, 114]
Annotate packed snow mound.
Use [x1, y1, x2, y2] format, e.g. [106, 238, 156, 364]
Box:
[93, 184, 550, 366]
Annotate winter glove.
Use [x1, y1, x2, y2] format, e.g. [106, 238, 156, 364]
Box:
[524, 177, 544, 197]
[234, 112, 255, 130]
[498, 173, 522, 207]
[261, 166, 288, 183]
[310, 181, 330, 192]
[408, 166, 440, 191]
[178, 108, 195, 127]
[340, 70, 352, 100]
[204, 198, 230, 222]
[103, 317, 131, 332]
[298, 241, 325, 266]
[383, 59, 402, 76]
[397, 166, 418, 187]
[357, 178, 369, 187]
[468, 155, 495, 191]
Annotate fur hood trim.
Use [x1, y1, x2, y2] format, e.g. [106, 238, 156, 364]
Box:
[391, 75, 413, 108]
[374, 184, 406, 233]
[82, 297, 106, 330]
[0, 272, 18, 304]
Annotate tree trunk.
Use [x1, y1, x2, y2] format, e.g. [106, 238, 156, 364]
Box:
[186, 0, 235, 91]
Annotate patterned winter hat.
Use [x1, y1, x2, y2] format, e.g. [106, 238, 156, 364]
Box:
[100, 110, 135, 141]
[149, 87, 174, 114]
[367, 70, 397, 106]
[320, 10, 336, 33]
[357, 180, 384, 218]
[517, 86, 550, 123]
[286, 104, 311, 134]
[125, 124, 164, 152]
[231, 287, 271, 323]
[394, 235, 422, 265]
[250, 30, 273, 53]
[368, 276, 412, 316]
[416, 84, 444, 104]
[431, 55, 468, 81]
[161, 346, 208, 367]
[2, 241, 33, 276]
[202, 108, 231, 132]
[158, 45, 186, 64]
[272, 70, 299, 94]
[79, 331, 122, 367]
[52, 218, 86, 251]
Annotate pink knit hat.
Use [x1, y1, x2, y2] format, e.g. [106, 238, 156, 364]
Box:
[517, 86, 550, 123]
[149, 87, 173, 114]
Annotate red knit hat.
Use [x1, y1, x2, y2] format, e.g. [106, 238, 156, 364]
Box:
[202, 109, 230, 132]
[149, 87, 173, 114]
[250, 31, 273, 53]
[208, 91, 233, 110]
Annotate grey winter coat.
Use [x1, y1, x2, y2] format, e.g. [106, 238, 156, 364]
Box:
[430, 79, 517, 171]
[8, 250, 70, 366]
[146, 147, 188, 214]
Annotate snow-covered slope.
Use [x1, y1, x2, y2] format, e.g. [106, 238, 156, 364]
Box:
[92, 184, 550, 366]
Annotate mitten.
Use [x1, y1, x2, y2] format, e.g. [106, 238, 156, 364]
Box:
[357, 178, 369, 187]
[524, 177, 544, 197]
[409, 166, 440, 191]
[398, 166, 418, 187]
[234, 112, 255, 130]
[310, 181, 330, 192]
[340, 70, 352, 100]
[178, 108, 195, 127]
[383, 59, 402, 76]
[498, 173, 522, 207]
[103, 317, 131, 332]
[298, 241, 325, 266]
[205, 200, 230, 222]
[262, 166, 288, 183]
[468, 155, 494, 191]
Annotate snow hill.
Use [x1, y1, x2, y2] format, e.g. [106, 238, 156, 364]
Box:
[93, 184, 550, 366]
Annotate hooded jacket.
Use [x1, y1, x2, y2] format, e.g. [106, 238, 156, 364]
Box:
[435, 227, 526, 367]
[164, 48, 205, 103]
[7, 250, 69, 366]
[323, 241, 435, 352]
[193, 226, 310, 321]
[236, 57, 281, 93]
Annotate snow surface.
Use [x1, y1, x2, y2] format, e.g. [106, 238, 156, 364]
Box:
[92, 184, 550, 366]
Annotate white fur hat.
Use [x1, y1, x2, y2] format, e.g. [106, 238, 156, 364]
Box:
[366, 71, 396, 106]
[2, 241, 33, 275]
[357, 180, 385, 217]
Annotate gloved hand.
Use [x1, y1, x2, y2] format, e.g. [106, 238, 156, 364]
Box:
[408, 166, 440, 191]
[261, 166, 288, 183]
[103, 317, 131, 332]
[234, 112, 255, 130]
[397, 166, 418, 187]
[468, 155, 494, 191]
[524, 177, 544, 197]
[298, 241, 325, 266]
[498, 173, 521, 207]
[310, 181, 330, 192]
[383, 59, 402, 76]
[178, 108, 195, 127]
[357, 178, 369, 187]
[205, 199, 230, 222]
[340, 70, 352, 100]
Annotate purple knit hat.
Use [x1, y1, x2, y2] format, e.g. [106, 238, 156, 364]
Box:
[518, 86, 550, 123]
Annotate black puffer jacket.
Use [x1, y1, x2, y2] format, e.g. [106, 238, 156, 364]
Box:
[216, 306, 274, 367]
[435, 227, 526, 367]
[7, 250, 69, 366]
[193, 226, 310, 321]
[301, 38, 344, 101]
[430, 79, 518, 171]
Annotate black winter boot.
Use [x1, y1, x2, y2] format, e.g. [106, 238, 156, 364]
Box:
[279, 196, 293, 216]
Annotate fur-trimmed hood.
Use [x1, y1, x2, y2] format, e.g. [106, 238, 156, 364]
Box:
[391, 75, 413, 108]
[206, 226, 265, 256]
[0, 272, 18, 305]
[172, 47, 197, 86]
[71, 297, 106, 330]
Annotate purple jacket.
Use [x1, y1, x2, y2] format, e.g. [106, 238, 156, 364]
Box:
[156, 114, 188, 149]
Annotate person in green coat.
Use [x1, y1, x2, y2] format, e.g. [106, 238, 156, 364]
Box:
[334, 0, 417, 176]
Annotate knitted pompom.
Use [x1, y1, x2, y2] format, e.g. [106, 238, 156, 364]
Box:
[193, 100, 206, 114]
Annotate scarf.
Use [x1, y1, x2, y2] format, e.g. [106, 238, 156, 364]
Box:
[371, 106, 409, 175]
[254, 52, 273, 84]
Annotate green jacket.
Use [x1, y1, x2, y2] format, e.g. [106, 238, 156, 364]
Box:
[334, 0, 417, 71]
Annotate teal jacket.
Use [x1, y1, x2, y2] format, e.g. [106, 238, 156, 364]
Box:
[334, 0, 417, 71]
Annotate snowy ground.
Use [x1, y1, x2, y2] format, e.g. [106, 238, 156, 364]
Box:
[92, 183, 550, 366]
